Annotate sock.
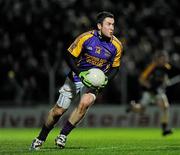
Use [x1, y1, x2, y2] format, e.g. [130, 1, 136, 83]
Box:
[37, 124, 53, 141]
[60, 121, 75, 136]
[161, 122, 167, 131]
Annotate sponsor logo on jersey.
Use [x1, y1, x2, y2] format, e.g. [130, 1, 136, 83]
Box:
[84, 53, 107, 67]
[95, 46, 101, 54]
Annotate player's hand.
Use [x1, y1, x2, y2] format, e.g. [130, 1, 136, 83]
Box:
[100, 75, 108, 88]
[79, 71, 92, 88]
[96, 76, 108, 92]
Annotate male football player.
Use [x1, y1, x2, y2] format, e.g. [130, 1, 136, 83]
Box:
[30, 11, 123, 150]
[127, 52, 173, 136]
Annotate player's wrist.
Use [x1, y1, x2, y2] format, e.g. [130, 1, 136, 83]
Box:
[79, 71, 94, 87]
[79, 71, 89, 78]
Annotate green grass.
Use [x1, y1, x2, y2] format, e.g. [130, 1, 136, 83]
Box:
[0, 128, 179, 155]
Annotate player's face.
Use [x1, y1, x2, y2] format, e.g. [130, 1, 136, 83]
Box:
[158, 55, 169, 66]
[98, 17, 114, 38]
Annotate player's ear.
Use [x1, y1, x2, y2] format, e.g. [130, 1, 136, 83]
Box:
[97, 23, 102, 30]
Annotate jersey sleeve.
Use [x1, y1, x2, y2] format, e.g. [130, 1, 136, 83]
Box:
[140, 62, 156, 81]
[112, 37, 123, 67]
[67, 31, 94, 57]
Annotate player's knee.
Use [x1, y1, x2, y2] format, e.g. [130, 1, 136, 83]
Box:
[133, 105, 146, 113]
[158, 101, 169, 110]
[80, 93, 95, 108]
[50, 105, 66, 117]
[162, 103, 169, 110]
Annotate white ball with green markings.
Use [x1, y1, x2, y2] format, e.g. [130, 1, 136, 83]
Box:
[86, 68, 106, 87]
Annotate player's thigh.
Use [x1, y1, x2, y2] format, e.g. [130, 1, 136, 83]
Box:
[156, 93, 169, 109]
[140, 91, 154, 105]
[80, 86, 97, 106]
[56, 78, 77, 109]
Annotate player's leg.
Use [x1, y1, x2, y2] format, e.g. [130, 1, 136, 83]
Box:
[30, 78, 75, 150]
[126, 100, 145, 113]
[30, 105, 66, 150]
[55, 85, 96, 148]
[156, 93, 172, 136]
[37, 105, 67, 141]
[68, 92, 96, 125]
[126, 92, 151, 113]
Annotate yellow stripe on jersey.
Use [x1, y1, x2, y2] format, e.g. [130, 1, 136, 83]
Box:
[68, 31, 94, 57]
[111, 36, 123, 67]
[140, 62, 156, 81]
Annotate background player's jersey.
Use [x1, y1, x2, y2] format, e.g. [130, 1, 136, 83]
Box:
[67, 30, 123, 82]
[140, 62, 171, 93]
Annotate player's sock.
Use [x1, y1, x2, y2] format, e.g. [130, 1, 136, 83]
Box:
[161, 122, 168, 131]
[161, 122, 173, 136]
[37, 124, 53, 141]
[60, 121, 75, 136]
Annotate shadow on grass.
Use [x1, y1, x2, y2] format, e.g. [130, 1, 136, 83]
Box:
[1, 145, 180, 154]
[45, 146, 90, 150]
[0, 146, 91, 154]
[120, 146, 180, 152]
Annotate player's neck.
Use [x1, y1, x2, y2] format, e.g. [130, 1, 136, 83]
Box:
[98, 31, 111, 42]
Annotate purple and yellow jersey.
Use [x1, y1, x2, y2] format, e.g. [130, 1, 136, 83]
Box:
[67, 30, 123, 82]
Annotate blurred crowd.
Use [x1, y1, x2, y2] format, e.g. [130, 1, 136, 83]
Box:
[0, 0, 180, 106]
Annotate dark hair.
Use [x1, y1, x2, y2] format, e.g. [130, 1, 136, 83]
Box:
[153, 51, 169, 61]
[96, 11, 114, 25]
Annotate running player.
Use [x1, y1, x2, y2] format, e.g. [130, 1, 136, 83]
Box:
[30, 11, 123, 150]
[127, 52, 173, 136]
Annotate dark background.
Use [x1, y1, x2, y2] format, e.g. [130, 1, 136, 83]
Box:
[0, 0, 180, 106]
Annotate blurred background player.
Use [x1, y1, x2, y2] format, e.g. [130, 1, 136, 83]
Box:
[126, 51, 173, 136]
[30, 11, 123, 150]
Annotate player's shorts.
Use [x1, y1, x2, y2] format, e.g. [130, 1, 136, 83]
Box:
[56, 77, 97, 109]
[140, 91, 169, 106]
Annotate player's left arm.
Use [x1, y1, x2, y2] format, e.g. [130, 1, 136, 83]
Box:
[106, 67, 119, 81]
[108, 37, 123, 81]
[96, 67, 119, 90]
[139, 63, 156, 88]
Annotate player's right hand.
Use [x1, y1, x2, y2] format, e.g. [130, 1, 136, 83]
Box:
[79, 71, 92, 88]
[100, 75, 108, 88]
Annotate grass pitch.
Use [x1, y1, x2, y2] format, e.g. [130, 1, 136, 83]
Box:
[0, 128, 179, 155]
